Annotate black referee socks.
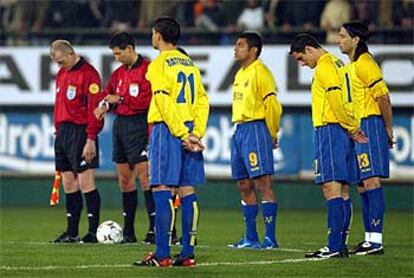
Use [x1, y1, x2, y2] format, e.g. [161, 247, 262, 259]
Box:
[122, 190, 138, 237]
[66, 190, 83, 237]
[144, 190, 155, 232]
[84, 189, 101, 233]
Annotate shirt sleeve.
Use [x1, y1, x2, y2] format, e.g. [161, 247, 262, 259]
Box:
[103, 71, 115, 96]
[257, 67, 282, 139]
[318, 63, 359, 133]
[192, 70, 210, 138]
[357, 58, 389, 99]
[84, 68, 105, 139]
[148, 60, 189, 139]
[53, 70, 61, 133]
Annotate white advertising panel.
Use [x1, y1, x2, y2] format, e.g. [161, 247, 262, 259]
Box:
[1, 45, 413, 106]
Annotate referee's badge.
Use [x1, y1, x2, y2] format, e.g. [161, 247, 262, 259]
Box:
[66, 85, 77, 100]
[89, 83, 100, 94]
[129, 83, 139, 97]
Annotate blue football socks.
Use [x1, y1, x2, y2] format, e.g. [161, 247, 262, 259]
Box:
[367, 187, 385, 246]
[327, 198, 344, 252]
[242, 203, 259, 242]
[360, 191, 370, 240]
[261, 201, 278, 244]
[153, 191, 174, 259]
[342, 198, 352, 248]
[180, 194, 198, 258]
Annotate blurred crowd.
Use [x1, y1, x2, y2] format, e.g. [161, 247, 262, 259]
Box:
[1, 0, 413, 45]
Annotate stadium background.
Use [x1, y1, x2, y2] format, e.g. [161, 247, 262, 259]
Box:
[0, 44, 413, 209]
[0, 0, 413, 276]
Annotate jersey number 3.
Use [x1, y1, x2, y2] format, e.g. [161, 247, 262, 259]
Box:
[177, 71, 195, 104]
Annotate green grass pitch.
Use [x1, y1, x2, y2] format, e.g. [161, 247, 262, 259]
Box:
[1, 207, 413, 277]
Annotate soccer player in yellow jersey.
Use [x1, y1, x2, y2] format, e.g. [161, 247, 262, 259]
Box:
[228, 32, 282, 249]
[289, 34, 367, 258]
[134, 16, 209, 268]
[339, 22, 393, 256]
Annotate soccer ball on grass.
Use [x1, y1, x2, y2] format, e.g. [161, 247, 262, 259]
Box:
[96, 220, 123, 244]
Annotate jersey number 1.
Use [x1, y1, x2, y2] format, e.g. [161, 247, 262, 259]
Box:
[177, 71, 195, 104]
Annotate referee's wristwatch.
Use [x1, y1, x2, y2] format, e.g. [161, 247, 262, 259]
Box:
[118, 96, 124, 104]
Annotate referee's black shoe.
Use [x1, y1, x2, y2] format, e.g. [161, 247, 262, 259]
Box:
[81, 232, 98, 243]
[120, 234, 137, 244]
[52, 232, 79, 243]
[142, 231, 155, 245]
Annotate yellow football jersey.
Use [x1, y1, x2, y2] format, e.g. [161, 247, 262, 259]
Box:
[311, 52, 359, 133]
[348, 53, 389, 119]
[232, 59, 282, 139]
[146, 49, 209, 139]
[343, 63, 364, 124]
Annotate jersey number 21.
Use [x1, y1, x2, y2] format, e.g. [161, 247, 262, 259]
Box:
[177, 71, 195, 104]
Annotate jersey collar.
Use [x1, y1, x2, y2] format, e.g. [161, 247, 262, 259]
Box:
[130, 54, 143, 69]
[316, 52, 330, 67]
[242, 59, 260, 71]
[70, 57, 86, 71]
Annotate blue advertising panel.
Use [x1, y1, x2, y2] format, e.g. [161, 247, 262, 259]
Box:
[0, 110, 413, 180]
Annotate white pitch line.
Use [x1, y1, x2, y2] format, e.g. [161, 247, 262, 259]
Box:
[1, 264, 133, 271]
[273, 248, 305, 253]
[1, 258, 324, 271]
[5, 242, 55, 245]
[4, 242, 306, 252]
[197, 245, 305, 252]
[198, 258, 325, 266]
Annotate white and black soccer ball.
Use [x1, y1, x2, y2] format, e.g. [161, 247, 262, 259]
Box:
[96, 220, 123, 244]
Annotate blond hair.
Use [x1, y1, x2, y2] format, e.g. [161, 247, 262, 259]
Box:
[50, 40, 75, 58]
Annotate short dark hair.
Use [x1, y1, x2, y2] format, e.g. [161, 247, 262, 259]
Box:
[109, 32, 135, 50]
[239, 31, 263, 57]
[343, 21, 369, 61]
[152, 16, 180, 45]
[289, 34, 321, 54]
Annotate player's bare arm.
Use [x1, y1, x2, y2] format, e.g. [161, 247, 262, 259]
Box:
[377, 94, 394, 148]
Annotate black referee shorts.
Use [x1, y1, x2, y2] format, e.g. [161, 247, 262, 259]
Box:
[112, 114, 148, 164]
[55, 122, 99, 173]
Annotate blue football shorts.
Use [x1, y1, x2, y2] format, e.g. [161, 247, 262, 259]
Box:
[148, 122, 205, 187]
[231, 120, 274, 180]
[314, 123, 359, 185]
[355, 115, 390, 179]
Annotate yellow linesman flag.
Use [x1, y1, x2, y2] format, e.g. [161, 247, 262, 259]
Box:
[50, 171, 61, 206]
